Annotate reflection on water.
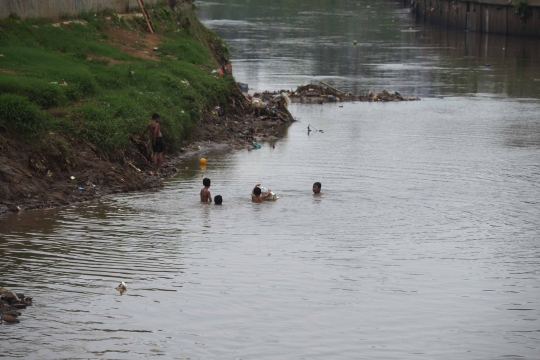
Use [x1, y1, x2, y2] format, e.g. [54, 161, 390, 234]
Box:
[197, 0, 540, 98]
[416, 28, 540, 98]
[1, 0, 540, 359]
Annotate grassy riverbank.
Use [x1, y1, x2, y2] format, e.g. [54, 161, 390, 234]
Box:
[0, 1, 283, 215]
[0, 1, 234, 151]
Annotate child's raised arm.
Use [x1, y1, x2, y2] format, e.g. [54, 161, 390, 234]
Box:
[261, 188, 271, 199]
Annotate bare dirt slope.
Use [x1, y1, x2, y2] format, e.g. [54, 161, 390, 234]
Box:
[0, 132, 166, 214]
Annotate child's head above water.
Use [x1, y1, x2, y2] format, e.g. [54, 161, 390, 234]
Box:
[313, 182, 321, 194]
[203, 178, 211, 187]
[254, 187, 262, 196]
[214, 195, 222, 205]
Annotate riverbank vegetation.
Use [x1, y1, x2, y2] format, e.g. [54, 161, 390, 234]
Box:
[0, 1, 234, 151]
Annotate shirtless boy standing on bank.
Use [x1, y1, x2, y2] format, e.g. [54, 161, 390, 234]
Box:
[141, 113, 164, 168]
[201, 178, 212, 203]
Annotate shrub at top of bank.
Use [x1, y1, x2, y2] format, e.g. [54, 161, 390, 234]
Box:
[0, 74, 67, 108]
[0, 94, 50, 137]
[514, 0, 532, 21]
[0, 4, 232, 150]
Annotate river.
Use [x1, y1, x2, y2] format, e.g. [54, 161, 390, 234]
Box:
[1, 0, 539, 359]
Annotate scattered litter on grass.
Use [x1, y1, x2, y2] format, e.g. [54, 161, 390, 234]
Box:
[52, 20, 88, 27]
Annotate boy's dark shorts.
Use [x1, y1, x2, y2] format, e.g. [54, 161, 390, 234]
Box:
[153, 137, 164, 153]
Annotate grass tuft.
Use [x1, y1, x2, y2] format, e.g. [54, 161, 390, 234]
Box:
[0, 74, 67, 108]
[0, 94, 50, 137]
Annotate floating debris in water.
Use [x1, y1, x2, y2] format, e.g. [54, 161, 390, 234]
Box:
[115, 282, 127, 295]
[1, 287, 33, 324]
[259, 82, 419, 104]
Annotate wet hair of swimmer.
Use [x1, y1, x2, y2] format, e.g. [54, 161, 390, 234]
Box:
[152, 113, 160, 120]
[254, 187, 262, 196]
[314, 182, 321, 189]
[214, 195, 222, 205]
[203, 178, 211, 187]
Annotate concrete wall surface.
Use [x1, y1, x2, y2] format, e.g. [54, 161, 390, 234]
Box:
[0, 0, 160, 20]
[466, 0, 540, 6]
[408, 0, 540, 37]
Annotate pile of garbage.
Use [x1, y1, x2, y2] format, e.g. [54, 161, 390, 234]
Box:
[1, 287, 33, 324]
[260, 82, 420, 104]
[245, 90, 294, 123]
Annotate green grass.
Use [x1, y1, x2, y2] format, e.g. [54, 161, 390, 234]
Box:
[159, 36, 210, 64]
[0, 4, 234, 151]
[0, 94, 50, 137]
[0, 73, 67, 108]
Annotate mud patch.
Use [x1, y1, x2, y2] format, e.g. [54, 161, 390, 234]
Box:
[0, 69, 20, 75]
[86, 54, 129, 65]
[0, 132, 169, 215]
[103, 27, 164, 61]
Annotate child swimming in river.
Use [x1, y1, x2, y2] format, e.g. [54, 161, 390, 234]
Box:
[201, 178, 212, 203]
[313, 182, 322, 195]
[252, 184, 272, 203]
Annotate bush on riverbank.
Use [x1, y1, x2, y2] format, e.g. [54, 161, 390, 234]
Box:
[0, 94, 50, 138]
[0, 2, 234, 151]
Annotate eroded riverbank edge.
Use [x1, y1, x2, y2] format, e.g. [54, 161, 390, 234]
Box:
[0, 112, 292, 217]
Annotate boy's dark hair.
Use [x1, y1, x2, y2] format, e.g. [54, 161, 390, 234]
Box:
[214, 195, 222, 205]
[254, 187, 262, 196]
[152, 113, 160, 120]
[203, 178, 211, 187]
[314, 182, 322, 189]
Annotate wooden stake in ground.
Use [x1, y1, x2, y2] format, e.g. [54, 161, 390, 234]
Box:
[137, 0, 155, 34]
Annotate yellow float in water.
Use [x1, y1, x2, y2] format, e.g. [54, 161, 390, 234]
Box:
[200, 158, 207, 165]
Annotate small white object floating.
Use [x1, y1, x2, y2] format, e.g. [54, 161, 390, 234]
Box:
[260, 187, 278, 201]
[115, 282, 127, 291]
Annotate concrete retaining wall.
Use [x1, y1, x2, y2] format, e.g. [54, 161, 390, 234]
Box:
[407, 0, 540, 37]
[0, 0, 160, 20]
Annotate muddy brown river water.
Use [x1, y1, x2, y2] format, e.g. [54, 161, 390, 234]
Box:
[1, 0, 540, 358]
